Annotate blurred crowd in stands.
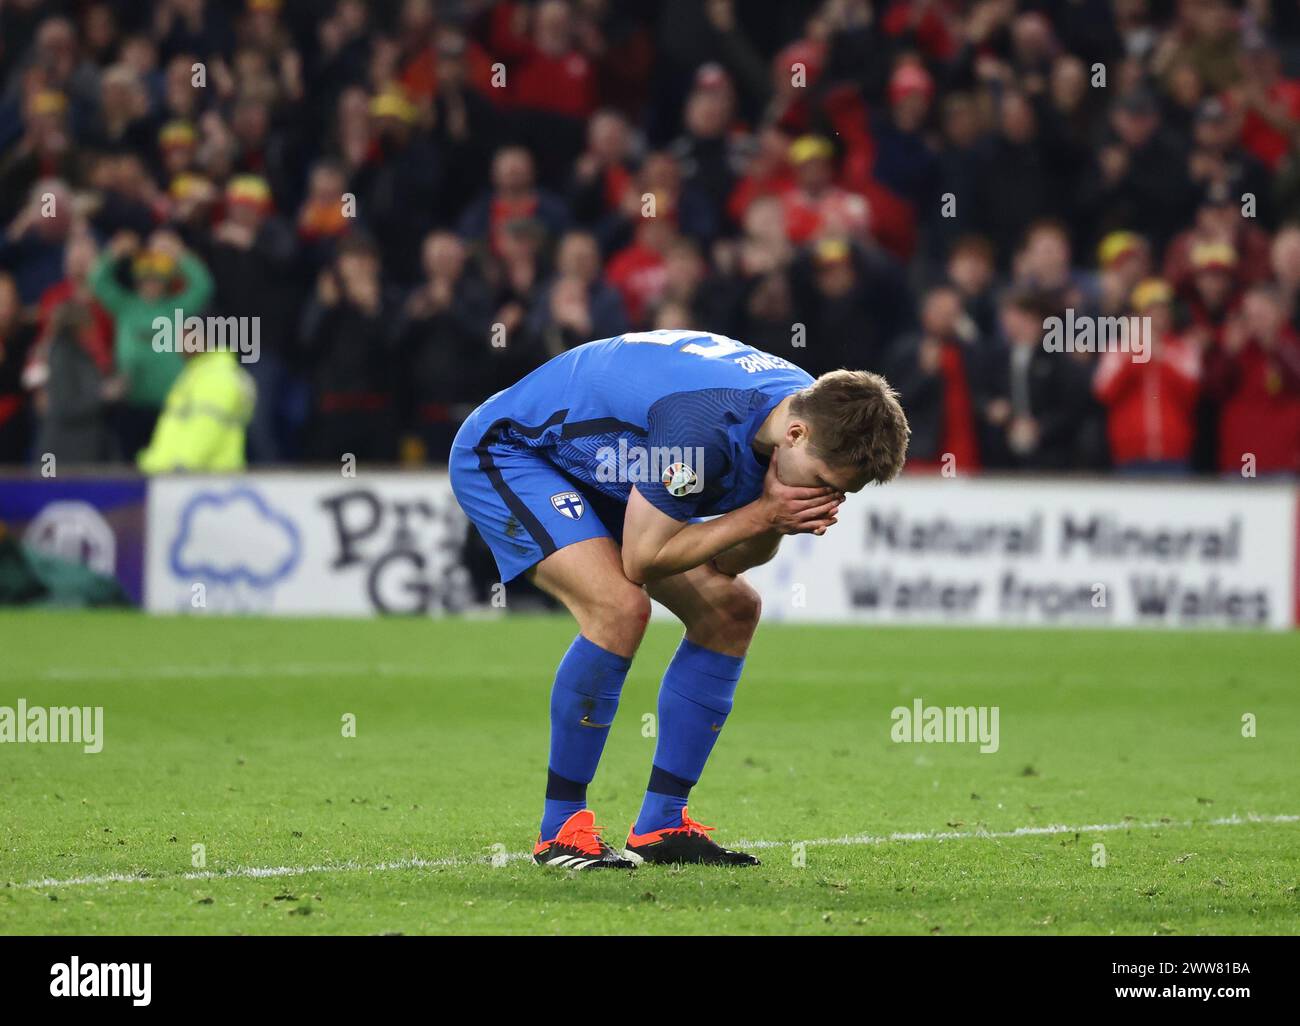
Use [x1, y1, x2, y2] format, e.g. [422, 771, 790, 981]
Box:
[2, 0, 1300, 476]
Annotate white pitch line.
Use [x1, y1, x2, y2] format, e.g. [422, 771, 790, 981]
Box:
[9, 812, 1296, 892]
[731, 812, 1300, 850]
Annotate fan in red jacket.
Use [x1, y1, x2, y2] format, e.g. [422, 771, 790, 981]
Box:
[487, 0, 595, 119]
[1203, 284, 1300, 476]
[1093, 279, 1201, 474]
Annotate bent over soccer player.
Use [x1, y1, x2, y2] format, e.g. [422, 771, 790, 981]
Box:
[449, 330, 909, 869]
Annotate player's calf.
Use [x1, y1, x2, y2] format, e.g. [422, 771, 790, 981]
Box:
[527, 538, 650, 850]
[627, 567, 762, 847]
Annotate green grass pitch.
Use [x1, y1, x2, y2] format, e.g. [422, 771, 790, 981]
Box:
[1, 610, 1297, 935]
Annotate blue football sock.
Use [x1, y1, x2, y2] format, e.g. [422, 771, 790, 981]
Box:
[635, 639, 744, 834]
[540, 634, 631, 841]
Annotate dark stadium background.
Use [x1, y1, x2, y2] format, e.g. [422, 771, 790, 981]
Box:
[2, 0, 1299, 479]
[1, 2, 1299, 952]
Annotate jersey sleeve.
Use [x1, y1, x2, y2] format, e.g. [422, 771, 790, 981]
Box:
[639, 388, 760, 522]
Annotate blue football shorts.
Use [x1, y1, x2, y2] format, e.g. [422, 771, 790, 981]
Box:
[449, 415, 626, 583]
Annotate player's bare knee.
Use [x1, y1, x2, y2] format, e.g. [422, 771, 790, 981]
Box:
[720, 578, 762, 636]
[616, 585, 653, 631]
[690, 578, 761, 652]
[581, 584, 650, 653]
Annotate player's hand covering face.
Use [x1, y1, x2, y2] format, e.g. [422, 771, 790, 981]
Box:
[760, 449, 843, 536]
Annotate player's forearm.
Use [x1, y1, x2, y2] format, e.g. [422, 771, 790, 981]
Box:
[625, 502, 770, 584]
[712, 530, 781, 576]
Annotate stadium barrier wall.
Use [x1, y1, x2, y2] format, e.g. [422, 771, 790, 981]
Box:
[145, 473, 469, 615]
[0, 477, 147, 605]
[1, 473, 1297, 628]
[741, 477, 1299, 630]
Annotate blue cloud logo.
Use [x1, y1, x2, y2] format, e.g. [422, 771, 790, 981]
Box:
[170, 488, 301, 588]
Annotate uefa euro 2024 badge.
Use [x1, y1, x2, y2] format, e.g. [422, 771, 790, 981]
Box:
[661, 461, 702, 498]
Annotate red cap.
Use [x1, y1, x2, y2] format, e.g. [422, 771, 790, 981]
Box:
[889, 63, 935, 105]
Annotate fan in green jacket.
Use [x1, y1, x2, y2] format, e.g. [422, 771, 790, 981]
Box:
[88, 230, 214, 409]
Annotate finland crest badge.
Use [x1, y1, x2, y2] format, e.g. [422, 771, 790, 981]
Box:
[550, 491, 585, 520]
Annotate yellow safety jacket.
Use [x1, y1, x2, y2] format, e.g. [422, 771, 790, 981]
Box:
[137, 350, 255, 473]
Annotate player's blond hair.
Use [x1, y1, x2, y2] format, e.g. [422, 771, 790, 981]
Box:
[789, 369, 910, 484]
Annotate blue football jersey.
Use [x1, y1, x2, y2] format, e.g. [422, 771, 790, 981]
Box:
[463, 330, 815, 521]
